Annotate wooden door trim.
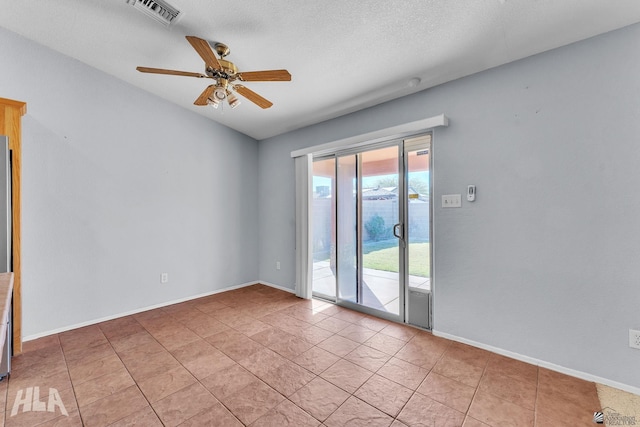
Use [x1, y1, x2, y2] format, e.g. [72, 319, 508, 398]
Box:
[0, 97, 25, 355]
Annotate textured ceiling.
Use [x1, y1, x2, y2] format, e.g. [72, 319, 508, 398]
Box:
[1, 0, 640, 140]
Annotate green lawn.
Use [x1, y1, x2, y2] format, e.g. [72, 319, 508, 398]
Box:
[363, 239, 430, 277]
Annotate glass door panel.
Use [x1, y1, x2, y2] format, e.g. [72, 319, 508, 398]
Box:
[312, 158, 336, 300]
[404, 135, 432, 329]
[360, 146, 401, 316]
[336, 145, 403, 320]
[337, 155, 357, 303]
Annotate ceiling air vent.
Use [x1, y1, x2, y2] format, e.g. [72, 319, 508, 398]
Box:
[125, 0, 182, 27]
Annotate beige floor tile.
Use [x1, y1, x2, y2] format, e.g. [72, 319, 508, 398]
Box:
[269, 335, 314, 359]
[67, 353, 124, 385]
[354, 374, 413, 417]
[289, 377, 350, 422]
[467, 390, 534, 427]
[337, 324, 377, 344]
[8, 368, 74, 399]
[320, 359, 372, 394]
[378, 323, 418, 342]
[20, 335, 60, 354]
[152, 382, 219, 426]
[394, 339, 446, 369]
[98, 317, 145, 341]
[223, 381, 284, 425]
[260, 360, 316, 396]
[108, 406, 163, 426]
[477, 369, 537, 410]
[362, 333, 406, 356]
[232, 319, 272, 336]
[344, 345, 391, 372]
[397, 393, 465, 427]
[238, 347, 288, 379]
[178, 401, 243, 426]
[289, 325, 335, 345]
[79, 385, 148, 427]
[109, 330, 157, 353]
[432, 356, 485, 388]
[462, 416, 491, 427]
[324, 396, 393, 427]
[137, 365, 197, 403]
[252, 399, 320, 427]
[485, 353, 538, 384]
[315, 317, 352, 334]
[73, 368, 135, 408]
[63, 343, 116, 367]
[294, 346, 340, 375]
[317, 335, 360, 358]
[201, 363, 260, 400]
[417, 372, 476, 413]
[120, 347, 181, 382]
[59, 326, 108, 353]
[377, 357, 429, 390]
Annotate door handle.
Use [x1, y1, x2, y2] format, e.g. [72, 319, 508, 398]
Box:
[393, 223, 403, 239]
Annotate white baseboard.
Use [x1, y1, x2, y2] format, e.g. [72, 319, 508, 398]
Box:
[23, 280, 261, 342]
[433, 330, 640, 397]
[258, 280, 295, 294]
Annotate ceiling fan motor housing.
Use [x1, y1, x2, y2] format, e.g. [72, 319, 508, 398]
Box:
[206, 59, 238, 80]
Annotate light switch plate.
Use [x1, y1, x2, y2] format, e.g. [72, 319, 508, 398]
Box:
[442, 194, 462, 208]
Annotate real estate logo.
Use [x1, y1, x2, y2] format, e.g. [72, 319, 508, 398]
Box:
[594, 407, 637, 426]
[10, 387, 68, 417]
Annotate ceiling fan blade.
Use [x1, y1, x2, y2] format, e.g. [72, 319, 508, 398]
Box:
[194, 85, 215, 106]
[136, 67, 207, 78]
[233, 85, 273, 109]
[237, 70, 292, 82]
[186, 36, 222, 70]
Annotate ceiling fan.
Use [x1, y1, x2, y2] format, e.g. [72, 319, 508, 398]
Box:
[137, 36, 291, 110]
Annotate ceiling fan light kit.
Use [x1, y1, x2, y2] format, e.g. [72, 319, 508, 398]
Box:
[213, 87, 226, 101]
[227, 92, 241, 109]
[136, 36, 291, 111]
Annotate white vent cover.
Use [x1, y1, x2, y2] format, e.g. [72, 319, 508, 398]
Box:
[125, 0, 182, 27]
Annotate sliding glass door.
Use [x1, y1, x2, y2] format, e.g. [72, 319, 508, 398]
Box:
[311, 133, 432, 327]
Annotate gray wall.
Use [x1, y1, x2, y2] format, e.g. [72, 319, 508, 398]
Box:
[0, 27, 259, 338]
[258, 23, 640, 389]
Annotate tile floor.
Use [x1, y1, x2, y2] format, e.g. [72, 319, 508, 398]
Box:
[1, 284, 603, 426]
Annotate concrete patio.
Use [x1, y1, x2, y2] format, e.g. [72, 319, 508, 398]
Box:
[312, 260, 430, 314]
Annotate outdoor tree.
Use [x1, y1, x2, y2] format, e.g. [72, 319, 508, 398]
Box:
[371, 176, 428, 195]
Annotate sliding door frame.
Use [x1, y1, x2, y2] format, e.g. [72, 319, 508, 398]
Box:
[402, 135, 434, 329]
[302, 115, 447, 327]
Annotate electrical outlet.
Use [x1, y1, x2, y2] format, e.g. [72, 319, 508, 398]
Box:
[630, 329, 640, 350]
[161, 273, 169, 284]
[276, 261, 281, 270]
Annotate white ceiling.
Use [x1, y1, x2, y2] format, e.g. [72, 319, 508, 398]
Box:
[1, 1, 640, 140]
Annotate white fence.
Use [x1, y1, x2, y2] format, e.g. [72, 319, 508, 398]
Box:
[312, 198, 429, 258]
